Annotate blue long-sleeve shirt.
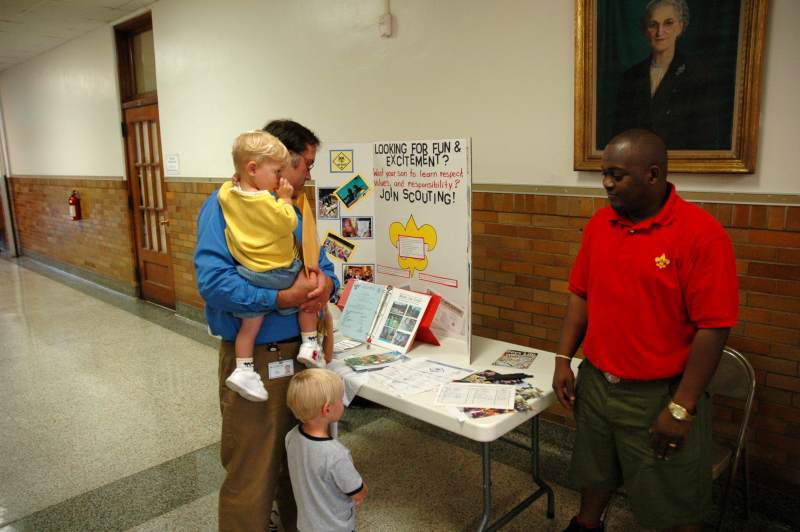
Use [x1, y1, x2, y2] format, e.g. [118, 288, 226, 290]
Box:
[194, 190, 339, 343]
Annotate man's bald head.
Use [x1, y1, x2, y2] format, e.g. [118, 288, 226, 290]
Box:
[607, 129, 668, 181]
[600, 129, 670, 222]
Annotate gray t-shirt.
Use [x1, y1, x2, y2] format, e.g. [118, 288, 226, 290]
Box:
[286, 424, 364, 532]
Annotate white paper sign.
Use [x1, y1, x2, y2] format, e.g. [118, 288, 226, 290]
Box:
[165, 154, 180, 176]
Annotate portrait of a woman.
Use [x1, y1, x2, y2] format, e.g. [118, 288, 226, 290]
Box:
[602, 0, 739, 151]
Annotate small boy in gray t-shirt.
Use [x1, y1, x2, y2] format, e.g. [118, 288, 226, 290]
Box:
[286, 369, 367, 532]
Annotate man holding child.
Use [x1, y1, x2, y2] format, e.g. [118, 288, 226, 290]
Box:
[195, 119, 338, 531]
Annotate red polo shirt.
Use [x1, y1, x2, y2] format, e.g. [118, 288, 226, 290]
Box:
[568, 184, 738, 380]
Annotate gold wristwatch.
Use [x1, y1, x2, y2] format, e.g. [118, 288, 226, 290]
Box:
[667, 401, 694, 422]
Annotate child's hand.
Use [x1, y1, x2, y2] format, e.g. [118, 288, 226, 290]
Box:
[277, 178, 294, 201]
[352, 483, 368, 506]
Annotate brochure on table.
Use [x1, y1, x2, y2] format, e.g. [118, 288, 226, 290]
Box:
[315, 139, 472, 363]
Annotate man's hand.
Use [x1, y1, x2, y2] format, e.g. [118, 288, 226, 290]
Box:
[299, 266, 332, 314]
[649, 407, 692, 460]
[277, 269, 319, 309]
[552, 359, 576, 410]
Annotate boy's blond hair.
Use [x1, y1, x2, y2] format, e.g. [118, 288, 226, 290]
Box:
[287, 368, 344, 422]
[231, 130, 290, 174]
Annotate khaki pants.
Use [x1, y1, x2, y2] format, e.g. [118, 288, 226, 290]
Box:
[218, 340, 301, 532]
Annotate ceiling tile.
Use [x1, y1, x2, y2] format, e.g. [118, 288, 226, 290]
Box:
[0, 0, 151, 72]
[0, 0, 47, 18]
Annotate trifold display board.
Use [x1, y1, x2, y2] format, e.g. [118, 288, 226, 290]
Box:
[315, 138, 472, 362]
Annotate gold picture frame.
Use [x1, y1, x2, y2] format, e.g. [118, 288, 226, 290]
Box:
[574, 0, 768, 173]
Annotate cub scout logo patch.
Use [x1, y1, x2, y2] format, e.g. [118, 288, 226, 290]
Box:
[655, 253, 670, 269]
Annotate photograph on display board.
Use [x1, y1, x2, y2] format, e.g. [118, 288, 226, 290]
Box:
[341, 216, 373, 239]
[334, 174, 370, 209]
[322, 232, 357, 263]
[343, 264, 375, 284]
[318, 188, 340, 219]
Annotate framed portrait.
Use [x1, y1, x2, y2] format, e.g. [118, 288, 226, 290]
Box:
[574, 0, 768, 173]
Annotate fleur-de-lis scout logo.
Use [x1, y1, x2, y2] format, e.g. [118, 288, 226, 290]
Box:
[655, 253, 671, 269]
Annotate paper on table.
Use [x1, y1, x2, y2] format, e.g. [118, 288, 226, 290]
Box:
[333, 338, 363, 353]
[434, 382, 516, 410]
[328, 359, 369, 406]
[368, 358, 472, 397]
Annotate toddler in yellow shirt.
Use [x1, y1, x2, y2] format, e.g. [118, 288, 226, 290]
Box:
[218, 130, 323, 402]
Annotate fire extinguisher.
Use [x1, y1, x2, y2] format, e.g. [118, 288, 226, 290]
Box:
[68, 190, 82, 221]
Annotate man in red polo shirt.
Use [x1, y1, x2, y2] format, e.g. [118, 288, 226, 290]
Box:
[553, 129, 738, 532]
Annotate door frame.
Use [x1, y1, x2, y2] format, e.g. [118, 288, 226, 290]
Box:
[0, 99, 19, 257]
[115, 12, 176, 307]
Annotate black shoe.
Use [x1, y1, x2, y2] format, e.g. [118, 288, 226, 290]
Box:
[562, 516, 605, 532]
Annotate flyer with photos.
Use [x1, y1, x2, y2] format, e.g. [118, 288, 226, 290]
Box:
[492, 349, 538, 369]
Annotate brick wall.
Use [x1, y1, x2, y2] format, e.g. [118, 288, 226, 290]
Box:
[12, 177, 800, 486]
[10, 177, 136, 289]
[165, 181, 217, 310]
[166, 181, 316, 313]
[472, 191, 800, 485]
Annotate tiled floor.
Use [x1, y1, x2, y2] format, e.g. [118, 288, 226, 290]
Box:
[0, 257, 796, 531]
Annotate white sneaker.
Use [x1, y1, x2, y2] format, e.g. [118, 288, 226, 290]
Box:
[225, 368, 268, 401]
[297, 341, 325, 368]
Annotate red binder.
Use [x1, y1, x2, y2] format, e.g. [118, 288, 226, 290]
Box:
[337, 279, 441, 348]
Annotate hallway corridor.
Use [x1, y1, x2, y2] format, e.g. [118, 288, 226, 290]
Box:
[0, 258, 222, 530]
[1, 257, 796, 531]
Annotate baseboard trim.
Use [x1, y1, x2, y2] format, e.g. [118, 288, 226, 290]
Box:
[22, 251, 137, 297]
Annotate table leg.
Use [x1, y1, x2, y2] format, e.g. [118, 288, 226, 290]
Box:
[476, 442, 492, 532]
[477, 416, 556, 531]
[532, 416, 555, 518]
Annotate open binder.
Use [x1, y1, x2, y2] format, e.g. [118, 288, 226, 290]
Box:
[337, 279, 440, 354]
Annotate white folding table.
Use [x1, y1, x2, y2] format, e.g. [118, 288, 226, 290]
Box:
[354, 335, 580, 531]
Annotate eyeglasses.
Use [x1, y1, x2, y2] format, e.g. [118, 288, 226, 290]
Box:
[293, 153, 315, 171]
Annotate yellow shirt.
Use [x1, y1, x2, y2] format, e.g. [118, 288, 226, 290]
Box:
[217, 181, 298, 272]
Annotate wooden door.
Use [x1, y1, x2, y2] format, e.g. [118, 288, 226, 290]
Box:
[124, 104, 175, 308]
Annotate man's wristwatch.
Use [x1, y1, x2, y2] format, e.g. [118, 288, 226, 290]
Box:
[667, 400, 694, 422]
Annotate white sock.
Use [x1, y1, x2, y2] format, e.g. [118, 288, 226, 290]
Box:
[236, 357, 255, 370]
[301, 332, 317, 344]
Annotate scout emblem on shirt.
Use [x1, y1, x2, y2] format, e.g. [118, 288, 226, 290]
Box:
[655, 253, 671, 269]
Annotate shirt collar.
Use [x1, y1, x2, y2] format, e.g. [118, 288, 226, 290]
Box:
[609, 182, 679, 230]
[299, 424, 332, 441]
